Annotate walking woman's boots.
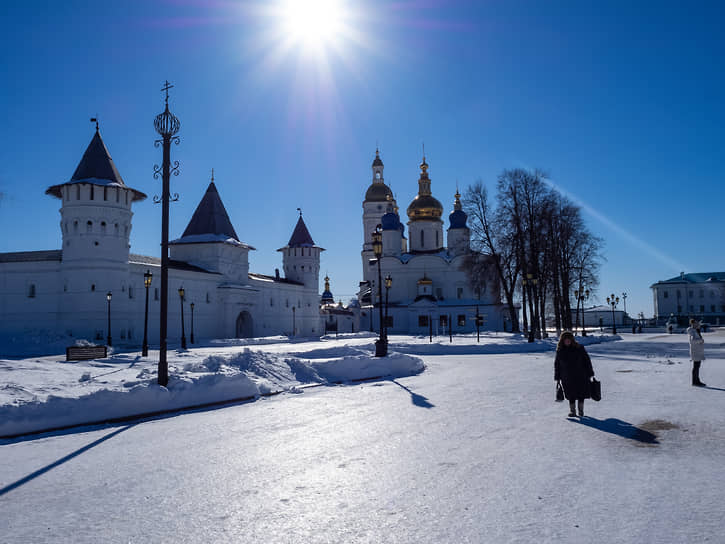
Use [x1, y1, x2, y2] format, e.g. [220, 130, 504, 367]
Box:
[692, 361, 706, 387]
[568, 401, 576, 417]
[577, 399, 584, 417]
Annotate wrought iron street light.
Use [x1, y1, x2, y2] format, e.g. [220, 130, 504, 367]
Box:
[372, 224, 387, 357]
[574, 288, 590, 336]
[190, 302, 195, 344]
[178, 286, 187, 349]
[606, 293, 620, 334]
[153, 81, 181, 386]
[142, 270, 152, 356]
[106, 291, 112, 347]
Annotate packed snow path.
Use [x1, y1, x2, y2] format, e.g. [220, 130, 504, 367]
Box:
[2, 332, 724, 543]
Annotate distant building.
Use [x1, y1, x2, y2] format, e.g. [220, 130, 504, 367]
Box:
[650, 272, 725, 326]
[572, 306, 626, 329]
[0, 127, 325, 345]
[357, 150, 506, 334]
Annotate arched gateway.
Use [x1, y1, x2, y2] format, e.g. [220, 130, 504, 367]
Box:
[235, 311, 253, 338]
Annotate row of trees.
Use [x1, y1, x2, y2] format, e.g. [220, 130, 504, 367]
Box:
[462, 168, 603, 340]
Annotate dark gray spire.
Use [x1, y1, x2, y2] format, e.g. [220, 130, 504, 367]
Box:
[70, 130, 125, 185]
[287, 215, 315, 247]
[181, 182, 239, 240]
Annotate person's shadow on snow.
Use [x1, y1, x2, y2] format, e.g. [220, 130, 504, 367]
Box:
[571, 417, 658, 444]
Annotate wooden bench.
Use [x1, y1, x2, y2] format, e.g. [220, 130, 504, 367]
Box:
[66, 345, 108, 361]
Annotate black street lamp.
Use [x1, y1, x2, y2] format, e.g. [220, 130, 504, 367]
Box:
[606, 293, 620, 334]
[190, 302, 195, 344]
[142, 270, 152, 356]
[106, 291, 112, 347]
[384, 274, 392, 342]
[372, 224, 387, 357]
[153, 81, 181, 386]
[178, 286, 187, 349]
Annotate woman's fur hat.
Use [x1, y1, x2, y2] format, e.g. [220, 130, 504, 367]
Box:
[557, 330, 577, 350]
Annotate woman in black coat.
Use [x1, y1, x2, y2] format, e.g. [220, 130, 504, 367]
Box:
[554, 331, 595, 417]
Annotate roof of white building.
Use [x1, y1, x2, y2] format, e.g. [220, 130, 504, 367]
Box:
[651, 272, 725, 287]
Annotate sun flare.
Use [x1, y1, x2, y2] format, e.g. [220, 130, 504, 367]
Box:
[279, 0, 344, 51]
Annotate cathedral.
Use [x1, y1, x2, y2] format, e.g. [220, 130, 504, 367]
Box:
[0, 127, 325, 346]
[358, 150, 505, 334]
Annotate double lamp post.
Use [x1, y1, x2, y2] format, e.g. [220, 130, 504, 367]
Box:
[371, 225, 392, 357]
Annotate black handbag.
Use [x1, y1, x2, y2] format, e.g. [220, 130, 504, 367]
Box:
[556, 382, 564, 402]
[590, 378, 601, 401]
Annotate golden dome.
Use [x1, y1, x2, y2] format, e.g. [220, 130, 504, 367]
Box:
[407, 156, 443, 222]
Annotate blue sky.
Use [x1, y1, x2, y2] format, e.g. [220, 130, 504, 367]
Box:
[0, 0, 723, 318]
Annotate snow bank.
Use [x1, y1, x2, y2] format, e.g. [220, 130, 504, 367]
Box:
[0, 344, 424, 438]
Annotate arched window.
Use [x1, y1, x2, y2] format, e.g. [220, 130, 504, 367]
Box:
[28, 284, 36, 298]
[375, 172, 381, 180]
[91, 284, 96, 292]
[103, 187, 108, 201]
[87, 220, 93, 233]
[76, 185, 81, 199]
[90, 185, 94, 200]
[101, 221, 106, 234]
[116, 188, 120, 203]
[436, 231, 439, 247]
[115, 223, 119, 235]
[125, 191, 129, 205]
[73, 220, 79, 233]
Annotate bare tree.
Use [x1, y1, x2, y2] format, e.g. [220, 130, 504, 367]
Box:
[462, 182, 521, 332]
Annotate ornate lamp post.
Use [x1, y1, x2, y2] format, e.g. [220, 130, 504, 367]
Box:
[142, 270, 152, 356]
[606, 293, 620, 334]
[574, 288, 590, 336]
[178, 286, 187, 349]
[384, 274, 392, 341]
[106, 292, 112, 347]
[153, 81, 181, 386]
[190, 302, 195, 344]
[372, 224, 387, 357]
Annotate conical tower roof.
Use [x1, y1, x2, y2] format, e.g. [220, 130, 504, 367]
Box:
[288, 216, 315, 247]
[46, 127, 146, 201]
[171, 181, 253, 248]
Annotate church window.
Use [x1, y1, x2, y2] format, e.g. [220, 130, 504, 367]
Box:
[301, 265, 304, 271]
[104, 187, 108, 201]
[64, 283, 68, 292]
[116, 188, 120, 203]
[28, 284, 36, 298]
[73, 220, 78, 233]
[375, 172, 381, 180]
[418, 315, 429, 327]
[115, 223, 119, 234]
[420, 230, 424, 248]
[91, 284, 96, 292]
[206, 292, 211, 303]
[270, 298, 274, 307]
[90, 185, 94, 200]
[76, 185, 81, 199]
[457, 287, 463, 299]
[101, 222, 106, 234]
[128, 287, 134, 299]
[294, 248, 297, 256]
[87, 221, 93, 233]
[458, 315, 466, 327]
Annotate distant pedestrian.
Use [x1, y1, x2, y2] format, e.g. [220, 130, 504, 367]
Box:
[687, 319, 706, 387]
[554, 331, 595, 417]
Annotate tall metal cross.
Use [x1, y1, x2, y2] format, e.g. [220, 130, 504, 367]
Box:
[161, 80, 174, 106]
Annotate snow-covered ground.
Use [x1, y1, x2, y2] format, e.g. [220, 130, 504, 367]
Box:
[2, 330, 724, 543]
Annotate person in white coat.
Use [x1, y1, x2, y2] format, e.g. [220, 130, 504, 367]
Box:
[687, 318, 706, 387]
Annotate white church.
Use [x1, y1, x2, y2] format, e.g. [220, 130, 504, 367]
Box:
[0, 127, 326, 346]
[357, 150, 505, 334]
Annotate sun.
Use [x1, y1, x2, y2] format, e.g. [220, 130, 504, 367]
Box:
[279, 0, 344, 52]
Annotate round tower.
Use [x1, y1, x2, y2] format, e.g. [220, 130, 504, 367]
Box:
[278, 212, 323, 290]
[406, 156, 443, 252]
[362, 149, 396, 283]
[46, 125, 146, 267]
